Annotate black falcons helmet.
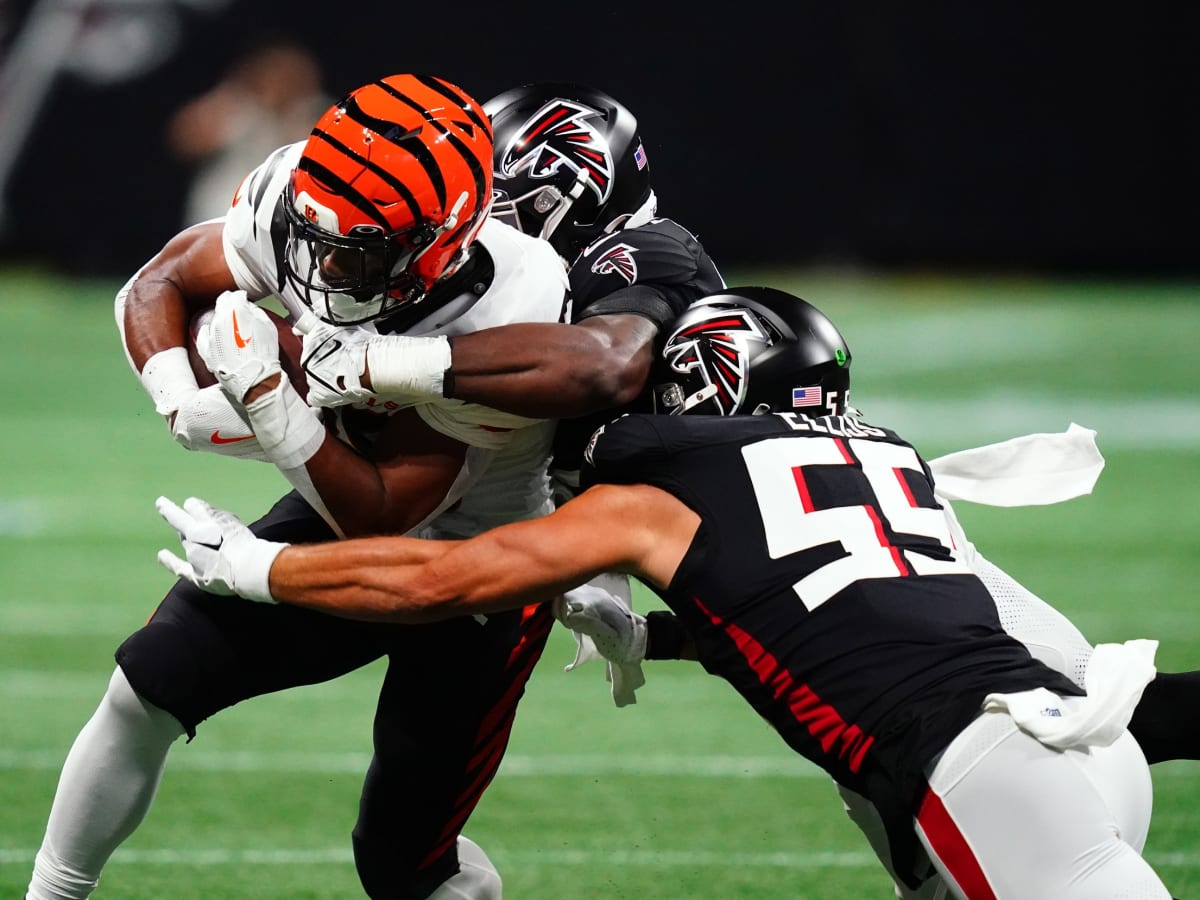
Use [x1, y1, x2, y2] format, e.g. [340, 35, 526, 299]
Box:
[483, 82, 653, 261]
[651, 287, 853, 417]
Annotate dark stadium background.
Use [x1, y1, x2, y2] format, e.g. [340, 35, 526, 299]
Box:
[1, 2, 1196, 278]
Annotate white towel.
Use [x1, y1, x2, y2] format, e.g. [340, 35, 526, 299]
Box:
[983, 639, 1158, 749]
[928, 423, 1104, 507]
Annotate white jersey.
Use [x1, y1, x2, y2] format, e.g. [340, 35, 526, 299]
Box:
[220, 141, 568, 536]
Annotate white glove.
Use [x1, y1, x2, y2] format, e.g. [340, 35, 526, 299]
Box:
[170, 384, 268, 460]
[553, 574, 647, 707]
[199, 290, 282, 402]
[155, 496, 287, 602]
[299, 317, 379, 408]
[554, 579, 648, 665]
[299, 317, 450, 409]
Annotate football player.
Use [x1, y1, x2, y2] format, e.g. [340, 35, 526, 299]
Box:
[156, 287, 1173, 900]
[28, 74, 570, 900]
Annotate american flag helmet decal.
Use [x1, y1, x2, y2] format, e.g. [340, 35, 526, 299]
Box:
[792, 385, 823, 407]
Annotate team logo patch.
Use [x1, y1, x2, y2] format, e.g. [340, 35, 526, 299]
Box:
[662, 309, 773, 415]
[590, 242, 638, 283]
[497, 100, 614, 204]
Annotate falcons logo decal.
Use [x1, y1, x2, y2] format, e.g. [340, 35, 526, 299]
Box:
[497, 100, 614, 204]
[589, 242, 638, 283]
[662, 310, 774, 415]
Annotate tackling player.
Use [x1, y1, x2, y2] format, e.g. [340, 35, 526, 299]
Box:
[156, 287, 1174, 900]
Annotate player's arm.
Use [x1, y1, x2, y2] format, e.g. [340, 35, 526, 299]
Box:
[325, 312, 660, 419]
[115, 218, 240, 436]
[160, 483, 701, 623]
[292, 405, 471, 538]
[240, 371, 471, 539]
[120, 222, 237, 372]
[433, 314, 660, 417]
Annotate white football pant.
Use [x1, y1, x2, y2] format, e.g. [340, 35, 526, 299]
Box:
[916, 710, 1166, 899]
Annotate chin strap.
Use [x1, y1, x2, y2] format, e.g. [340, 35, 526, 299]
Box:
[677, 384, 719, 414]
[540, 169, 593, 243]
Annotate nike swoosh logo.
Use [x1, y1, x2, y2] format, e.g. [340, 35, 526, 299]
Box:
[232, 311, 250, 348]
[210, 431, 255, 445]
[307, 338, 342, 369]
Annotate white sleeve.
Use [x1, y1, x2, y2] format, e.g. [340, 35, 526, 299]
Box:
[942, 499, 1094, 688]
[971, 553, 1094, 689]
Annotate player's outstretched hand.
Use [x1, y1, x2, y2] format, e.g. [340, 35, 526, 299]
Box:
[199, 291, 282, 402]
[553, 581, 648, 665]
[300, 318, 376, 408]
[155, 496, 287, 603]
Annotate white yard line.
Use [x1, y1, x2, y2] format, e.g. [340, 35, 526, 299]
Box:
[0, 748, 820, 777]
[2, 846, 1198, 869]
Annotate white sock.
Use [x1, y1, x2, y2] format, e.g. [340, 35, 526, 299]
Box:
[26, 668, 184, 900]
[425, 835, 503, 900]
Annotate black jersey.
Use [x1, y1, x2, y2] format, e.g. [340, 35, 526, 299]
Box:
[582, 411, 1083, 886]
[550, 218, 725, 490]
[568, 217, 724, 326]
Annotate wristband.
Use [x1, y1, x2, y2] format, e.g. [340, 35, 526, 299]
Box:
[645, 610, 689, 660]
[366, 334, 451, 399]
[140, 346, 199, 416]
[244, 379, 326, 470]
[239, 540, 289, 604]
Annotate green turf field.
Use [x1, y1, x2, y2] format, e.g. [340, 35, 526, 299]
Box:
[1, 268, 1197, 898]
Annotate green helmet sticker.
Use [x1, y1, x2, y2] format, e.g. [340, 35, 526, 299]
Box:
[835, 348, 847, 367]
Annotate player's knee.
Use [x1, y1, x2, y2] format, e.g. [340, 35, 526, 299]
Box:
[102, 667, 184, 737]
[115, 621, 213, 734]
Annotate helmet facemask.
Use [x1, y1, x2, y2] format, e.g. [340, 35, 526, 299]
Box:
[490, 167, 592, 248]
[283, 185, 474, 326]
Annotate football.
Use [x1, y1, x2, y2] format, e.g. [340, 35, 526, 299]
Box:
[187, 305, 308, 397]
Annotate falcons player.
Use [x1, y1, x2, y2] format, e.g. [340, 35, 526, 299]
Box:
[28, 74, 568, 900]
[156, 287, 1172, 899]
[277, 82, 1196, 898]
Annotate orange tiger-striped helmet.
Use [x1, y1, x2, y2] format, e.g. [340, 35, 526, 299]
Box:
[283, 74, 493, 325]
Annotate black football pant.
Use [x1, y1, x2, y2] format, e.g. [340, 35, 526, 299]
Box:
[116, 490, 553, 899]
